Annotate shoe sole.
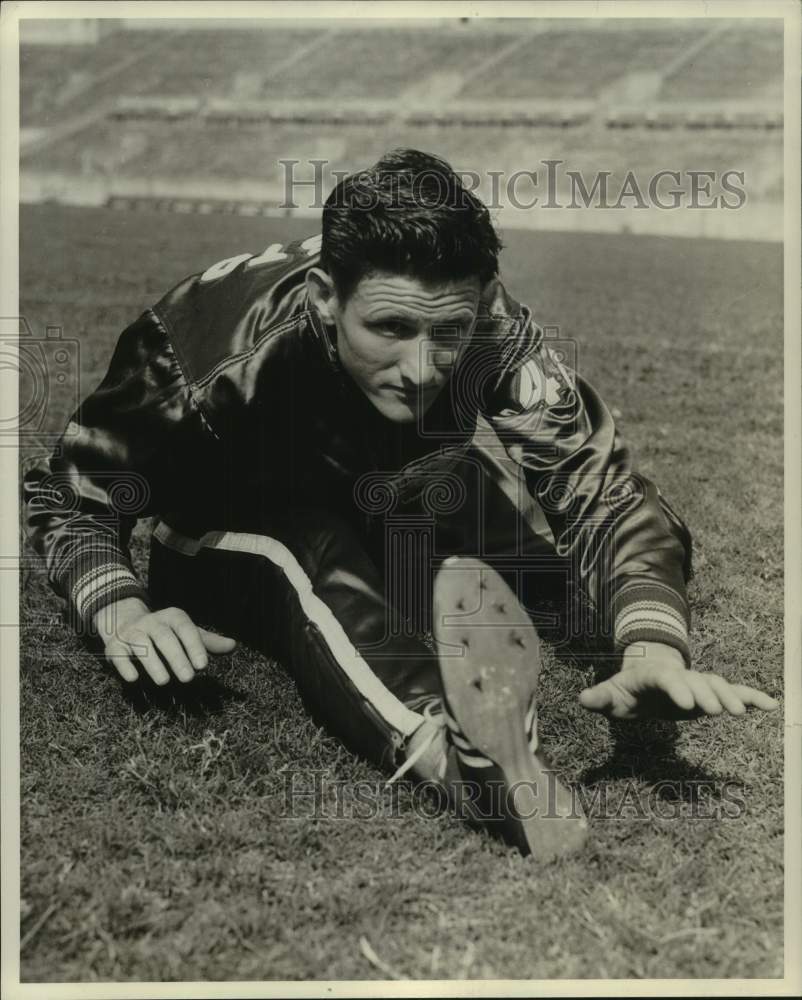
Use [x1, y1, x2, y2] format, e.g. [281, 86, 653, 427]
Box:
[433, 556, 588, 860]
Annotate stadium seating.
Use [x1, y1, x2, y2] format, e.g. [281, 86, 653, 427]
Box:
[662, 21, 783, 101]
[20, 19, 784, 210]
[457, 22, 705, 100]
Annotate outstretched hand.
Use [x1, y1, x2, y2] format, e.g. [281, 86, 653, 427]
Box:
[95, 598, 237, 685]
[578, 641, 780, 721]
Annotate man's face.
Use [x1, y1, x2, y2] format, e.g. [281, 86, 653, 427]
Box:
[327, 272, 482, 423]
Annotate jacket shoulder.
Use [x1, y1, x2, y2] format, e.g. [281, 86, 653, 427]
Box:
[475, 277, 542, 371]
[151, 234, 323, 384]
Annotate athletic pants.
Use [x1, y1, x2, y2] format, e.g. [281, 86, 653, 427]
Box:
[147, 443, 692, 774]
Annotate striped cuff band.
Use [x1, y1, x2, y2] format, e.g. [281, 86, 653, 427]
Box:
[70, 561, 150, 630]
[613, 584, 691, 665]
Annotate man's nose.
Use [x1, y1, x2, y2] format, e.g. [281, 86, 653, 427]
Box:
[398, 337, 440, 387]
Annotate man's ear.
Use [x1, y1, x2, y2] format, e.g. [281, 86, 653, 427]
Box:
[306, 267, 339, 326]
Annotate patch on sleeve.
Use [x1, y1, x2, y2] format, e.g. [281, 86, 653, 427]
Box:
[510, 348, 575, 412]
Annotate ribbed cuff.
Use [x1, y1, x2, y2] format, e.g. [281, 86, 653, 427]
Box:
[612, 582, 691, 667]
[63, 543, 151, 634]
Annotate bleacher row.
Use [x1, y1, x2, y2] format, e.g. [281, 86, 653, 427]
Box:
[32, 115, 779, 198]
[108, 96, 782, 131]
[105, 196, 304, 217]
[21, 20, 783, 129]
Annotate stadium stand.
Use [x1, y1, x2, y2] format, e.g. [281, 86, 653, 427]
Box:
[22, 20, 784, 123]
[256, 26, 514, 101]
[662, 20, 783, 101]
[21, 25, 138, 126]
[21, 27, 325, 127]
[457, 21, 702, 100]
[20, 17, 784, 236]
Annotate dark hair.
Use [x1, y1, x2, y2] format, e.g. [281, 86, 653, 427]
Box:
[321, 149, 501, 301]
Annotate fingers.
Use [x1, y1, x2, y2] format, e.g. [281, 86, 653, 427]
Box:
[685, 672, 724, 715]
[730, 683, 780, 712]
[658, 671, 696, 712]
[162, 608, 214, 670]
[104, 640, 140, 683]
[121, 629, 171, 686]
[198, 627, 237, 654]
[150, 625, 195, 683]
[579, 662, 780, 723]
[578, 677, 638, 719]
[172, 618, 209, 671]
[578, 682, 615, 713]
[103, 607, 237, 685]
[706, 674, 746, 716]
[666, 672, 779, 718]
[157, 610, 236, 674]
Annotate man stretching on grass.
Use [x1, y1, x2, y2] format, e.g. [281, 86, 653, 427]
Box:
[24, 149, 778, 859]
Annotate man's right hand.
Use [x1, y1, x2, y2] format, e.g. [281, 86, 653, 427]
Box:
[93, 598, 237, 685]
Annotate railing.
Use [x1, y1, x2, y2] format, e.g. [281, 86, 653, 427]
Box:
[108, 94, 783, 130]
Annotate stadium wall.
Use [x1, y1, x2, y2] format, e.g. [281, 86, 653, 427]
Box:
[20, 170, 783, 243]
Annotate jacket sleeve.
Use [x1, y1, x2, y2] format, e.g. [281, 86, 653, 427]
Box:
[479, 304, 693, 665]
[23, 308, 216, 634]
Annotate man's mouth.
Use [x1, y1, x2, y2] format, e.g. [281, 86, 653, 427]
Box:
[384, 384, 438, 399]
[384, 385, 437, 407]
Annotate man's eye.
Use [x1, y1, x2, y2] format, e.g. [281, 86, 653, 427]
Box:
[376, 322, 412, 338]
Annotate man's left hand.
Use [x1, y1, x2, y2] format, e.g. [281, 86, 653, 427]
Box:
[578, 641, 780, 720]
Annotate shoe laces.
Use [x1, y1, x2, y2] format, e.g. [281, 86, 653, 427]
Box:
[385, 691, 538, 786]
[386, 699, 448, 786]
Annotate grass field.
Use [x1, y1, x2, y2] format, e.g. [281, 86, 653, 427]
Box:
[18, 204, 784, 982]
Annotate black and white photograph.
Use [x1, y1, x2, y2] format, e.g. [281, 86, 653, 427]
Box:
[2, 0, 800, 995]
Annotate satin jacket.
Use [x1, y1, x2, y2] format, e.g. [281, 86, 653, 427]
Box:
[23, 234, 692, 661]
